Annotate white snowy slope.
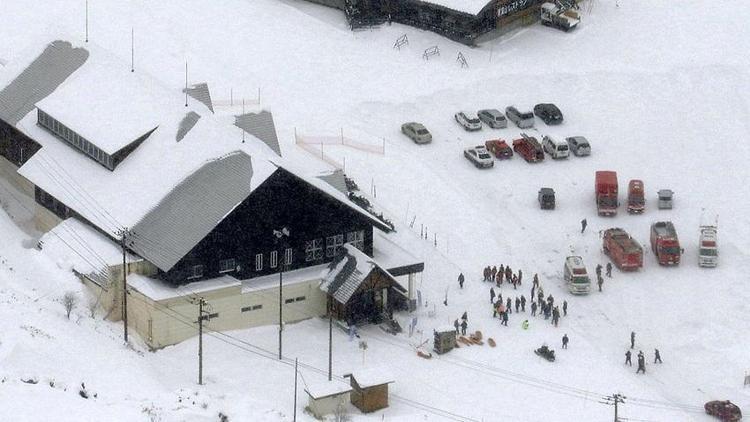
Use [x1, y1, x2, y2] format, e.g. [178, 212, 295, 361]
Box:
[0, 0, 749, 421]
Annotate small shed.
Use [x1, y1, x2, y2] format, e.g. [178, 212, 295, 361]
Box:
[346, 368, 395, 413]
[434, 326, 457, 354]
[305, 380, 352, 419]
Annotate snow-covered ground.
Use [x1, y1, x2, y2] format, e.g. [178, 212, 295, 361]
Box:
[1, 0, 749, 421]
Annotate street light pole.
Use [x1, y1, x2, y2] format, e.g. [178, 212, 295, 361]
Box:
[274, 227, 290, 360]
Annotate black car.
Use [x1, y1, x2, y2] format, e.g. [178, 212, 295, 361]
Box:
[534, 103, 564, 125]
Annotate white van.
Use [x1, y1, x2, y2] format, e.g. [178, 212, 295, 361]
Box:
[564, 256, 591, 295]
[542, 135, 570, 159]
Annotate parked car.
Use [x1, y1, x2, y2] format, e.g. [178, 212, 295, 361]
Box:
[565, 136, 591, 156]
[477, 109, 508, 129]
[484, 139, 513, 159]
[505, 106, 535, 129]
[463, 145, 494, 168]
[657, 189, 674, 209]
[401, 122, 432, 144]
[538, 187, 555, 209]
[704, 400, 742, 422]
[454, 112, 482, 131]
[513, 133, 545, 163]
[542, 135, 569, 159]
[534, 103, 564, 125]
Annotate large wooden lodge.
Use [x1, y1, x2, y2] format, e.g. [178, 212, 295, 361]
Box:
[0, 40, 423, 349]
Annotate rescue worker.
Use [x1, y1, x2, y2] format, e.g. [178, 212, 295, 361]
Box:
[483, 266, 490, 282]
[493, 299, 502, 317]
[505, 267, 512, 283]
[606, 262, 613, 278]
[562, 334, 569, 349]
[506, 297, 512, 314]
[636, 351, 646, 374]
[511, 274, 518, 289]
[531, 285, 536, 301]
[537, 290, 544, 307]
[461, 311, 468, 323]
[460, 319, 468, 336]
[595, 264, 603, 278]
[625, 350, 632, 366]
[458, 272, 465, 289]
[501, 311, 509, 326]
[597, 275, 604, 292]
[490, 287, 496, 304]
[491, 266, 497, 281]
[630, 331, 636, 349]
[522, 319, 529, 330]
[533, 273, 539, 287]
[531, 301, 538, 317]
[518, 269, 523, 285]
[453, 319, 460, 335]
[654, 349, 662, 363]
[496, 271, 502, 286]
[581, 218, 587, 233]
[498, 264, 505, 278]
[562, 300, 568, 316]
[520, 295, 526, 312]
[515, 297, 520, 313]
[552, 306, 560, 327]
[547, 294, 554, 307]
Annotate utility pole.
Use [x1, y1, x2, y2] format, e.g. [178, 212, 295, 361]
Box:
[185, 61, 189, 107]
[273, 227, 290, 360]
[328, 306, 333, 381]
[601, 393, 626, 422]
[117, 228, 129, 343]
[197, 297, 209, 385]
[130, 27, 134, 72]
[293, 358, 298, 422]
[85, 0, 89, 43]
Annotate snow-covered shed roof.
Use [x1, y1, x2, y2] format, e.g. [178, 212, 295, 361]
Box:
[305, 380, 352, 400]
[373, 231, 424, 276]
[0, 40, 87, 125]
[349, 368, 395, 389]
[423, 0, 494, 16]
[320, 244, 406, 305]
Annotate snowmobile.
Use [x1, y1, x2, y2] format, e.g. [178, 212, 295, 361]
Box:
[534, 345, 556, 362]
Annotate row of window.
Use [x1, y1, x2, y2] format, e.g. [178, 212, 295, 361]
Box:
[241, 296, 305, 312]
[186, 230, 365, 279]
[37, 109, 114, 169]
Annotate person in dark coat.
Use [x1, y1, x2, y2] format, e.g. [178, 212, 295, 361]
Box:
[562, 300, 568, 316]
[461, 311, 468, 323]
[511, 274, 518, 289]
[533, 273, 539, 287]
[490, 287, 496, 304]
[517, 269, 523, 285]
[496, 271, 502, 286]
[520, 295, 526, 312]
[531, 301, 537, 316]
[501, 311, 509, 326]
[544, 304, 551, 320]
[483, 266, 490, 281]
[597, 275, 604, 292]
[515, 297, 520, 313]
[654, 349, 662, 363]
[454, 319, 460, 334]
[537, 291, 544, 308]
[506, 297, 512, 314]
[531, 285, 535, 301]
[493, 299, 502, 317]
[581, 218, 587, 233]
[625, 350, 632, 366]
[491, 266, 497, 281]
[562, 334, 569, 349]
[458, 272, 465, 289]
[505, 267, 512, 283]
[606, 262, 613, 278]
[636, 351, 646, 374]
[547, 294, 554, 307]
[460, 319, 468, 335]
[552, 307, 560, 327]
[596, 264, 602, 278]
[499, 264, 504, 277]
[631, 331, 636, 349]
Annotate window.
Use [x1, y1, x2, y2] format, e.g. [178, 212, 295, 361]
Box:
[241, 304, 263, 312]
[270, 251, 278, 268]
[199, 312, 219, 321]
[284, 298, 295, 304]
[188, 264, 204, 279]
[295, 296, 306, 302]
[346, 230, 365, 251]
[326, 234, 344, 257]
[219, 258, 236, 273]
[305, 239, 323, 262]
[284, 248, 293, 266]
[255, 253, 263, 271]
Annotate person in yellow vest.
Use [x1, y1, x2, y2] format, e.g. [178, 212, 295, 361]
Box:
[522, 320, 529, 330]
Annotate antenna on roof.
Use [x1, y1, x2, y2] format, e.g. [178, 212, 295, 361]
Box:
[85, 0, 89, 43]
[185, 61, 188, 107]
[130, 27, 134, 72]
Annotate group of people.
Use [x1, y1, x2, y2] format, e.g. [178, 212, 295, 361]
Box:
[594, 263, 613, 292]
[484, 272, 569, 329]
[453, 311, 469, 336]
[481, 265, 523, 290]
[625, 332, 663, 374]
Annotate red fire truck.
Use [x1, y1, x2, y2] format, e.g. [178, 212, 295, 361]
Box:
[650, 221, 681, 265]
[595, 171, 618, 216]
[603, 228, 643, 271]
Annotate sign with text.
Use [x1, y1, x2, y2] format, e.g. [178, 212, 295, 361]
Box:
[497, 0, 537, 19]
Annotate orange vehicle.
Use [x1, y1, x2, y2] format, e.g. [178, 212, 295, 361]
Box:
[595, 171, 618, 216]
[512, 133, 544, 163]
[627, 179, 645, 214]
[485, 139, 513, 159]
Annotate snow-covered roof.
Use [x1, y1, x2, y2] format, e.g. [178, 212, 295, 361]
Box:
[423, 0, 494, 16]
[39, 218, 140, 278]
[305, 380, 352, 400]
[316, 169, 347, 195]
[127, 273, 241, 302]
[320, 244, 406, 305]
[242, 263, 329, 293]
[35, 43, 163, 156]
[235, 110, 281, 157]
[373, 231, 424, 276]
[349, 368, 395, 388]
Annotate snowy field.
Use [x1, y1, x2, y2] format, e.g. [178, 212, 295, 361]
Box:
[1, 0, 749, 421]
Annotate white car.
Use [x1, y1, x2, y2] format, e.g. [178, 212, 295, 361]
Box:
[464, 145, 494, 168]
[454, 112, 482, 131]
[542, 135, 569, 159]
[401, 122, 432, 144]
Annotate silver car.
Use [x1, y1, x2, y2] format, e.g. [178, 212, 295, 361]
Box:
[477, 109, 508, 129]
[401, 122, 432, 144]
[454, 112, 482, 131]
[505, 106, 535, 129]
[565, 136, 591, 156]
[464, 145, 494, 168]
